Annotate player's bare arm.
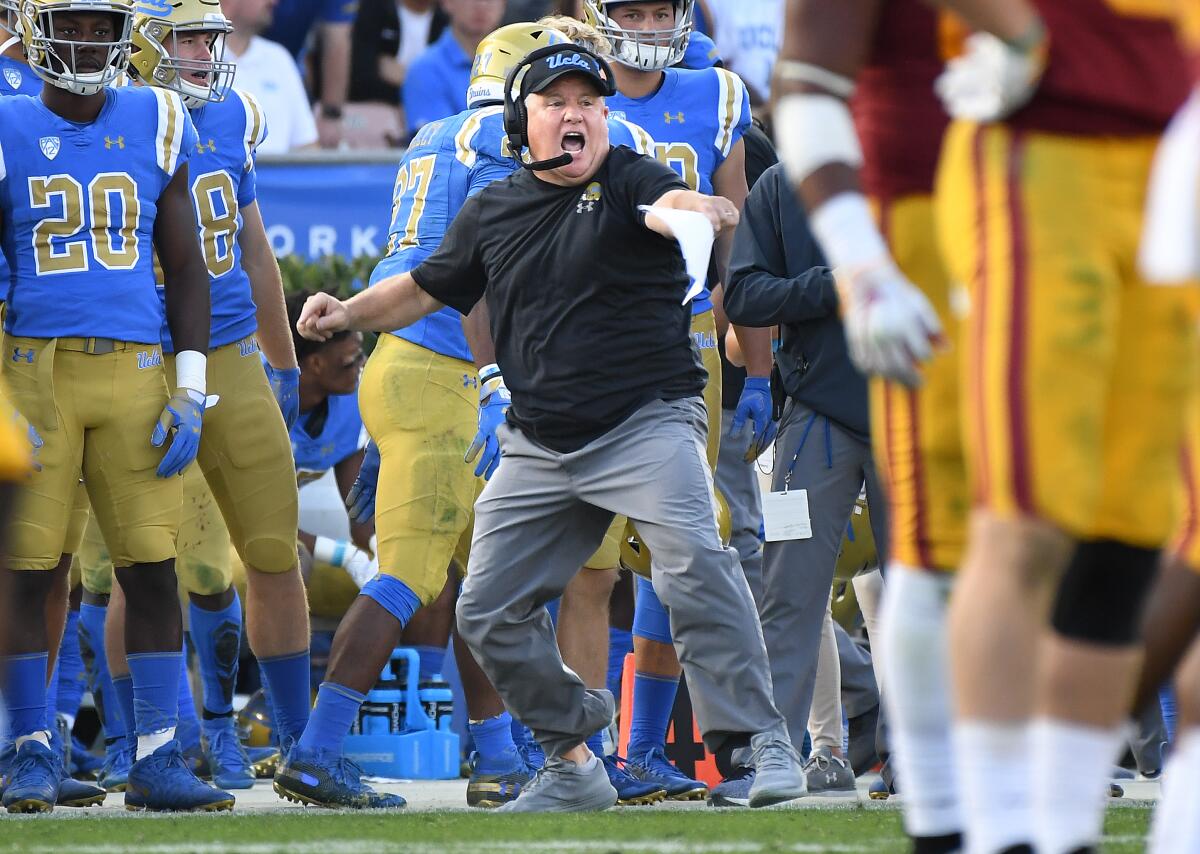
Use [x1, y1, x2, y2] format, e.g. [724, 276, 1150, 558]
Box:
[773, 0, 941, 387]
[240, 201, 298, 371]
[712, 140, 771, 378]
[155, 162, 210, 355]
[296, 273, 444, 342]
[774, 0, 878, 211]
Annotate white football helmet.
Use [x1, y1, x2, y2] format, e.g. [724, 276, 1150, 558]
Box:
[581, 0, 694, 71]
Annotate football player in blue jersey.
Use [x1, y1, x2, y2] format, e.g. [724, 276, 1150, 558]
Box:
[0, 0, 42, 99]
[110, 0, 314, 796]
[581, 0, 776, 802]
[275, 20, 661, 810]
[0, 0, 224, 813]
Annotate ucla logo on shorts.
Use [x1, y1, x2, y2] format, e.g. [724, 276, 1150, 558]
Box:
[692, 330, 716, 350]
[239, 338, 261, 358]
[137, 349, 163, 370]
[11, 347, 34, 364]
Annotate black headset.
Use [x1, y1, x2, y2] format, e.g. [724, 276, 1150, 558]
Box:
[502, 43, 617, 171]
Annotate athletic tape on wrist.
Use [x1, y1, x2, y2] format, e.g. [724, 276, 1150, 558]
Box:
[174, 350, 207, 396]
[810, 192, 891, 272]
[774, 93, 864, 187]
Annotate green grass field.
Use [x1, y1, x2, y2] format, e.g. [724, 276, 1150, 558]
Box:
[0, 806, 1155, 853]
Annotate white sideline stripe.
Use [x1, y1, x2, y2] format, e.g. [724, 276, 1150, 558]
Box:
[10, 842, 893, 854]
[5, 841, 1153, 854]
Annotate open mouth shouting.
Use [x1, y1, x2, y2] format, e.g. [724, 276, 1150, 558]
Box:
[562, 131, 586, 154]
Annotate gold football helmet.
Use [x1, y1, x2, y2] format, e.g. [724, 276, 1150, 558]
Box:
[18, 0, 135, 95]
[129, 0, 233, 107]
[467, 22, 567, 109]
[619, 488, 733, 579]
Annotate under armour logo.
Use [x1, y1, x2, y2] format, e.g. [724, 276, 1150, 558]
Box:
[825, 772, 837, 785]
[664, 111, 684, 124]
[104, 135, 125, 150]
[196, 138, 216, 154]
[462, 374, 478, 389]
[11, 347, 34, 364]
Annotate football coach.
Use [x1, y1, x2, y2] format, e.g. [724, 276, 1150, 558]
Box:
[297, 42, 805, 813]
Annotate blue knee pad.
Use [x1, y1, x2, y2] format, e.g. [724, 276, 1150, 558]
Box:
[632, 577, 673, 645]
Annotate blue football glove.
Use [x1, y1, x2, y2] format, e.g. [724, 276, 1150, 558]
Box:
[346, 441, 380, 524]
[151, 389, 205, 478]
[730, 377, 778, 462]
[265, 364, 301, 430]
[464, 365, 509, 481]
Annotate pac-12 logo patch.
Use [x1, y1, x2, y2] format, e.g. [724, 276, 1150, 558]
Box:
[39, 137, 60, 160]
[3, 68, 21, 90]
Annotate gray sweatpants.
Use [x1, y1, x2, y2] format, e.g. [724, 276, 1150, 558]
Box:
[760, 400, 887, 753]
[717, 408, 765, 608]
[457, 396, 787, 758]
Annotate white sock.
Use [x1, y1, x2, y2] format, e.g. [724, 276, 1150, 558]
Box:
[1150, 726, 1200, 854]
[137, 727, 176, 760]
[58, 712, 76, 731]
[13, 730, 51, 750]
[879, 564, 961, 838]
[1032, 717, 1126, 854]
[955, 720, 1033, 853]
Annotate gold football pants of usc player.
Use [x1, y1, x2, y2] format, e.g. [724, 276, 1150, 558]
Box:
[937, 121, 1199, 546]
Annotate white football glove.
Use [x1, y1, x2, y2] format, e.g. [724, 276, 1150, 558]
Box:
[1139, 89, 1200, 283]
[836, 260, 944, 388]
[936, 29, 1047, 122]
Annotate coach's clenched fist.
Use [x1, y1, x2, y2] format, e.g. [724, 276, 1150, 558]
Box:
[297, 292, 351, 341]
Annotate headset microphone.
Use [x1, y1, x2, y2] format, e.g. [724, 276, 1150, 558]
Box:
[503, 44, 616, 172]
[523, 151, 574, 172]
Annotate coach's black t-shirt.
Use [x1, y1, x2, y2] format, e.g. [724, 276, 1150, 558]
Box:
[411, 146, 706, 453]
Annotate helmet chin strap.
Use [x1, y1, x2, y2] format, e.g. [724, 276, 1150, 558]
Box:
[0, 36, 18, 53]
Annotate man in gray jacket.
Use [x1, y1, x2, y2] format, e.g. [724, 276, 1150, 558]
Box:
[723, 161, 887, 797]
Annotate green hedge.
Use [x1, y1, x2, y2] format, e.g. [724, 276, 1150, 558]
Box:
[278, 253, 382, 298]
[279, 254, 384, 353]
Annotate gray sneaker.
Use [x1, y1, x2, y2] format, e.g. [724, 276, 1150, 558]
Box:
[495, 755, 617, 813]
[747, 732, 807, 808]
[803, 747, 856, 798]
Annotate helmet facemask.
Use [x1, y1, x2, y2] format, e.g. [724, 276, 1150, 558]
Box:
[1, 0, 18, 39]
[583, 0, 693, 72]
[20, 2, 134, 95]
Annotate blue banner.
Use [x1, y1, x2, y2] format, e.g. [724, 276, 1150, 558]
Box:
[256, 159, 399, 260]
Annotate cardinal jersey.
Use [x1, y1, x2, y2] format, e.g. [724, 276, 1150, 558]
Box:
[1014, 0, 1189, 134]
[159, 89, 267, 353]
[608, 66, 751, 314]
[0, 86, 197, 342]
[371, 105, 657, 363]
[291, 392, 367, 485]
[0, 57, 41, 296]
[851, 0, 948, 201]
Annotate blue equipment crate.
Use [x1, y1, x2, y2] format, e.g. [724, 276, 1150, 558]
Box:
[344, 648, 459, 779]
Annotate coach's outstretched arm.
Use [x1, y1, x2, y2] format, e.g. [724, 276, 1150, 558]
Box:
[296, 273, 445, 341]
[643, 188, 741, 237]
